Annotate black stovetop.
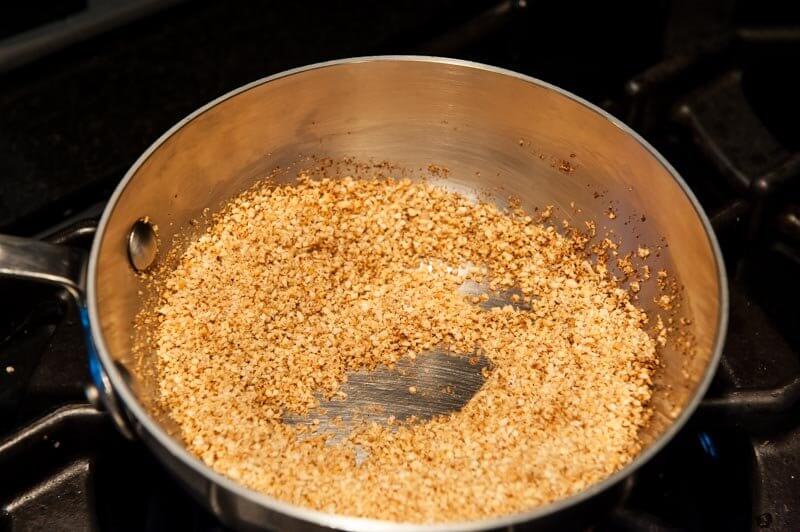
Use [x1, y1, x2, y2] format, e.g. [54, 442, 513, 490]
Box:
[2, 1, 800, 531]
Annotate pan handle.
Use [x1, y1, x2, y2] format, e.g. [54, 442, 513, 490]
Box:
[0, 234, 87, 303]
[0, 231, 135, 440]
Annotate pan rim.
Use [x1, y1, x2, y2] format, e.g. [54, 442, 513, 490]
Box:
[87, 55, 729, 532]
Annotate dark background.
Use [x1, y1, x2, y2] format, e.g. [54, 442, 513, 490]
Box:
[2, 0, 797, 236]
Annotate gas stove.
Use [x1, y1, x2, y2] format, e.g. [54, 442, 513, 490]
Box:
[1, 1, 799, 530]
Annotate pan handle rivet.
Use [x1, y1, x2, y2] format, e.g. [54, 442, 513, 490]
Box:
[128, 218, 158, 272]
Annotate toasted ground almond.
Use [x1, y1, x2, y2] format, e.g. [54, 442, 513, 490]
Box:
[145, 175, 658, 523]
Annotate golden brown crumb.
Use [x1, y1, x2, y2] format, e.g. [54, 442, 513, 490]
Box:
[657, 294, 674, 310]
[408, 386, 417, 395]
[557, 159, 575, 174]
[616, 254, 636, 279]
[144, 175, 658, 524]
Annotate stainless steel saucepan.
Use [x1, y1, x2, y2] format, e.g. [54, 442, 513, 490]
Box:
[0, 56, 727, 531]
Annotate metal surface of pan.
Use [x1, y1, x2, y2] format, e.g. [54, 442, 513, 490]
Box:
[0, 56, 728, 531]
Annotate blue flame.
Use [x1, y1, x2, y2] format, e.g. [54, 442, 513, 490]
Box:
[698, 431, 718, 461]
[80, 306, 105, 393]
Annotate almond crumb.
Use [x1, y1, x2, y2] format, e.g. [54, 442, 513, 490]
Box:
[140, 172, 660, 524]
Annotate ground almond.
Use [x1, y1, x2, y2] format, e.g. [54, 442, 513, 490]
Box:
[146, 175, 658, 523]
